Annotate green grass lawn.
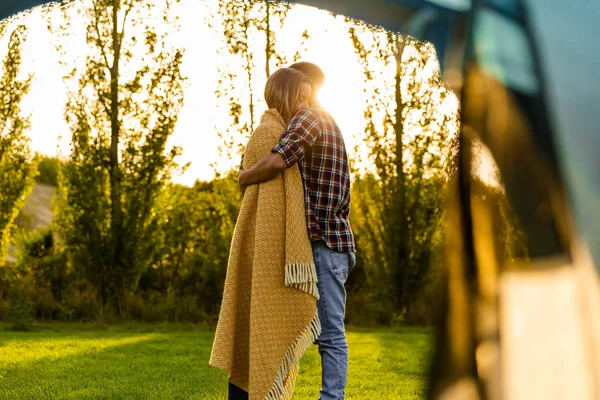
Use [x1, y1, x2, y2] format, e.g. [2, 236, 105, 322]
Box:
[0, 322, 431, 399]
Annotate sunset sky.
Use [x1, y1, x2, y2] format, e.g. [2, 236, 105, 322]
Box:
[1, 0, 374, 185]
[0, 0, 493, 186]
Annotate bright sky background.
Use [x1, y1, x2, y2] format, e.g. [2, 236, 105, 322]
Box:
[1, 0, 495, 186]
[2, 0, 371, 185]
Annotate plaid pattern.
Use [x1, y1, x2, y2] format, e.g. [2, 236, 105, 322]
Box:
[272, 107, 355, 253]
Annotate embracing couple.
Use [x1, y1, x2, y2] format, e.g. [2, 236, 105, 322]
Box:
[210, 62, 356, 400]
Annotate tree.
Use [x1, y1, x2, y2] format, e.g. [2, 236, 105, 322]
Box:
[139, 173, 241, 318]
[348, 23, 460, 318]
[211, 0, 310, 173]
[0, 24, 39, 267]
[50, 0, 186, 315]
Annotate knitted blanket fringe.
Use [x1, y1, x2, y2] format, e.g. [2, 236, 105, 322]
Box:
[266, 310, 321, 399]
[210, 109, 321, 400]
[285, 263, 319, 299]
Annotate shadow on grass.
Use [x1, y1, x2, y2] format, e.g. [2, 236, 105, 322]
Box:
[0, 325, 432, 400]
[0, 328, 227, 400]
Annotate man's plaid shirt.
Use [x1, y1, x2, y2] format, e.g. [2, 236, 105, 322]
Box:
[272, 107, 355, 254]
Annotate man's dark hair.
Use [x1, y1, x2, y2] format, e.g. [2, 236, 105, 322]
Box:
[289, 62, 325, 89]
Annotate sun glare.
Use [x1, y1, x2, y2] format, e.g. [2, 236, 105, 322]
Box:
[4, 0, 455, 186]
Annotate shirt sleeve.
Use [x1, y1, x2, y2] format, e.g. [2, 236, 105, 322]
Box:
[272, 108, 324, 167]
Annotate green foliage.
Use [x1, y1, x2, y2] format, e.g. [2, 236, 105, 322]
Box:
[17, 227, 54, 259]
[0, 25, 39, 267]
[50, 0, 186, 315]
[1, 169, 242, 324]
[213, 0, 308, 172]
[134, 173, 241, 321]
[347, 25, 460, 322]
[214, 0, 267, 166]
[36, 156, 62, 186]
[17, 228, 68, 302]
[0, 4, 476, 328]
[349, 174, 447, 325]
[8, 298, 34, 331]
[3, 228, 69, 321]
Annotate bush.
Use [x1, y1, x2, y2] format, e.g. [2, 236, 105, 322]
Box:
[0, 265, 20, 321]
[13, 228, 71, 319]
[36, 156, 61, 187]
[17, 227, 54, 259]
[17, 229, 69, 300]
[8, 298, 34, 331]
[346, 286, 396, 327]
[61, 282, 103, 321]
[120, 291, 210, 324]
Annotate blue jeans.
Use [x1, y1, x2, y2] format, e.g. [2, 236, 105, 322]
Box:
[312, 241, 356, 400]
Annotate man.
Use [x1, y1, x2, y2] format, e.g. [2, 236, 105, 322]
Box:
[239, 62, 356, 400]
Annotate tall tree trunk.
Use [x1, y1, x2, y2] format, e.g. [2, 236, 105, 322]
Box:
[393, 34, 409, 309]
[265, 0, 271, 78]
[109, 0, 123, 309]
[246, 50, 254, 130]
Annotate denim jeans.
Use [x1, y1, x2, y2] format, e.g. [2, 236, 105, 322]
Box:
[312, 241, 356, 400]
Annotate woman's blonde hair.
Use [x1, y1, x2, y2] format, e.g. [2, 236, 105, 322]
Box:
[264, 68, 310, 122]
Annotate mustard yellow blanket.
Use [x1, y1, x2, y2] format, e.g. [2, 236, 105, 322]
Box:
[209, 109, 320, 399]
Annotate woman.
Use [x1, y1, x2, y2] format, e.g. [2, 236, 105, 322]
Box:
[209, 68, 321, 400]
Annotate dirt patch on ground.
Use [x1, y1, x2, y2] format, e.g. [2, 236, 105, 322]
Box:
[7, 183, 55, 262]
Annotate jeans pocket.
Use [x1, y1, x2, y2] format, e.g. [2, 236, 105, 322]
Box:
[348, 252, 356, 272]
[331, 251, 350, 282]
